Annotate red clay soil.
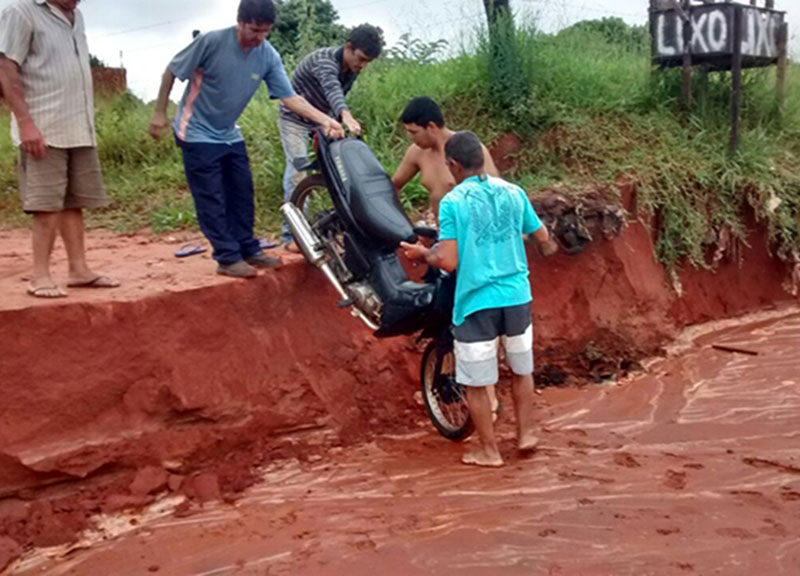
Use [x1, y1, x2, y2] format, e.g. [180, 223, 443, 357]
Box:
[0, 213, 795, 572]
[8, 309, 800, 575]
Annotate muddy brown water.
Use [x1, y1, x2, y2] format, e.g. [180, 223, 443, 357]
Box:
[6, 310, 800, 576]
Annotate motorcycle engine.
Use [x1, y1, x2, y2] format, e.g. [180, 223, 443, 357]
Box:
[346, 282, 382, 322]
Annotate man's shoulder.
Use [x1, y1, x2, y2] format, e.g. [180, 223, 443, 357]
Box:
[444, 182, 472, 204]
[201, 27, 235, 43]
[299, 46, 337, 65]
[2, 0, 35, 19]
[487, 175, 524, 194]
[260, 39, 282, 60]
[185, 27, 236, 54]
[403, 143, 424, 162]
[7, 0, 35, 10]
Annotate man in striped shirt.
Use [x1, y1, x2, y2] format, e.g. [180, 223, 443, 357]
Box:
[278, 24, 384, 250]
[0, 0, 119, 298]
[150, 0, 344, 278]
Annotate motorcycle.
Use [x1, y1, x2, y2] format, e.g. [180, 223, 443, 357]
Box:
[280, 131, 473, 441]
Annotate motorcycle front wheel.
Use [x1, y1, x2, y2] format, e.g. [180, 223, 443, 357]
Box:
[290, 173, 333, 226]
[420, 340, 473, 441]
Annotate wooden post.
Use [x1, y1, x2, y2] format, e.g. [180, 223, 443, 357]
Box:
[776, 21, 788, 113]
[730, 6, 744, 155]
[649, 0, 659, 84]
[681, 0, 692, 111]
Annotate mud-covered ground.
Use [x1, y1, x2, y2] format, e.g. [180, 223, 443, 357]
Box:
[0, 221, 797, 574]
[5, 309, 800, 575]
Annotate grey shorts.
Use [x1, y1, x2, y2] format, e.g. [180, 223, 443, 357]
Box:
[453, 302, 534, 387]
[18, 147, 107, 213]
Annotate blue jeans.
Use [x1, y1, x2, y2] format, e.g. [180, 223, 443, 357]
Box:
[278, 117, 311, 244]
[179, 138, 261, 265]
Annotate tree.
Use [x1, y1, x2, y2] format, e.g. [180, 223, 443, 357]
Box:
[482, 0, 511, 30]
[271, 0, 347, 62]
[385, 34, 448, 64]
[482, 0, 527, 112]
[89, 54, 107, 68]
[558, 17, 648, 51]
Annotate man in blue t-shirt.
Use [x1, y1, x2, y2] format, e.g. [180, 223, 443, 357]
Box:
[149, 0, 344, 278]
[402, 131, 557, 468]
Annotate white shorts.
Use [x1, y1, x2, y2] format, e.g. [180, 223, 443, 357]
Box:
[453, 302, 533, 387]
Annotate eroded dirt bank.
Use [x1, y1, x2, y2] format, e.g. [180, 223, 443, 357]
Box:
[7, 310, 800, 575]
[0, 218, 796, 571]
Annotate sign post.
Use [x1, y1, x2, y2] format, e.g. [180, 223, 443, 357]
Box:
[649, 0, 788, 153]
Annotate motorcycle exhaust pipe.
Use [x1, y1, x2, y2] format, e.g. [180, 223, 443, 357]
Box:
[280, 202, 325, 265]
[280, 202, 379, 331]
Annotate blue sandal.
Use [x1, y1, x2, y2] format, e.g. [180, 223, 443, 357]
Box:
[175, 242, 207, 258]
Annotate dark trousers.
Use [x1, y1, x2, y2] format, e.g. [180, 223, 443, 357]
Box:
[179, 139, 261, 265]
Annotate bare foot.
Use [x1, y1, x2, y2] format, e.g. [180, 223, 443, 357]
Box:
[462, 447, 504, 468]
[518, 433, 539, 452]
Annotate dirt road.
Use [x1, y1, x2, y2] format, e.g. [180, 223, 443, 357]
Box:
[8, 311, 800, 576]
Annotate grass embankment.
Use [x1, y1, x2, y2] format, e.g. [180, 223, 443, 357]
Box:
[1, 21, 798, 267]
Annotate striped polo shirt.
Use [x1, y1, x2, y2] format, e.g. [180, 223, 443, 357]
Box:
[0, 0, 96, 148]
[278, 46, 358, 129]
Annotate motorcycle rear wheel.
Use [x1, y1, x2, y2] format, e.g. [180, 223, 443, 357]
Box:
[420, 340, 473, 441]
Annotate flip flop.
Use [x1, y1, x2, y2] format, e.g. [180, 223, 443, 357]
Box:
[175, 242, 207, 258]
[27, 285, 67, 298]
[67, 275, 120, 288]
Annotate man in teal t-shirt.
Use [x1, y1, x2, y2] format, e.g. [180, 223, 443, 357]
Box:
[401, 131, 557, 468]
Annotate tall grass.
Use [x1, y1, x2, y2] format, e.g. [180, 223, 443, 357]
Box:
[0, 20, 798, 267]
[0, 111, 24, 227]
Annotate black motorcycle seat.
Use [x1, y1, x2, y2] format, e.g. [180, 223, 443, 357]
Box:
[334, 139, 416, 248]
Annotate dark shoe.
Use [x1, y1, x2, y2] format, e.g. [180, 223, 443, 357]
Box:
[246, 252, 283, 269]
[217, 260, 257, 278]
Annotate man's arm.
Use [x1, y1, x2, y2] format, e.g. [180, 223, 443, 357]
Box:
[532, 225, 549, 244]
[149, 68, 176, 140]
[400, 239, 458, 273]
[522, 191, 558, 256]
[340, 109, 361, 136]
[0, 56, 46, 158]
[149, 35, 209, 140]
[391, 146, 420, 193]
[529, 226, 558, 257]
[483, 145, 499, 177]
[281, 95, 345, 139]
[532, 226, 559, 256]
[315, 59, 355, 131]
[0, 7, 42, 157]
[401, 196, 459, 270]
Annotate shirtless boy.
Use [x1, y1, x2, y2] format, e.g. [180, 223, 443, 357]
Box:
[391, 96, 498, 223]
